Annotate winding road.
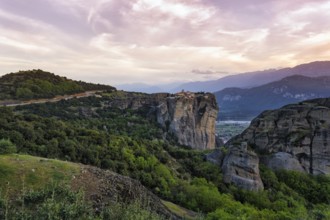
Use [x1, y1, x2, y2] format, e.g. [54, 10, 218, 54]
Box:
[0, 90, 102, 107]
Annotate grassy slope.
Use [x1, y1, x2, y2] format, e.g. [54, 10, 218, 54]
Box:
[163, 200, 201, 220]
[0, 154, 79, 195]
[0, 154, 195, 219]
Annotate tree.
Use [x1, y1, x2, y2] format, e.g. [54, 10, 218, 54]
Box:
[15, 88, 33, 99]
[0, 139, 17, 154]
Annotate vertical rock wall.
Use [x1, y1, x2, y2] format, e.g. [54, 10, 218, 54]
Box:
[155, 92, 219, 150]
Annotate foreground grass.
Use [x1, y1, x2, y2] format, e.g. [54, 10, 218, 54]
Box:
[163, 200, 203, 220]
[0, 154, 166, 219]
[0, 154, 79, 195]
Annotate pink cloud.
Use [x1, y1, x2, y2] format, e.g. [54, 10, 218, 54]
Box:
[0, 0, 330, 84]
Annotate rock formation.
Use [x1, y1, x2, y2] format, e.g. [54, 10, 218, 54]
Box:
[104, 91, 219, 150]
[208, 98, 330, 191]
[155, 92, 218, 150]
[221, 143, 264, 191]
[230, 98, 330, 175]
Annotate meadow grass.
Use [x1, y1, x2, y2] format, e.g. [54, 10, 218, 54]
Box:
[0, 154, 79, 196]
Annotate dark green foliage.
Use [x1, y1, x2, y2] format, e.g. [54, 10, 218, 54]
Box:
[0, 139, 16, 154]
[276, 169, 330, 205]
[0, 94, 329, 219]
[0, 184, 164, 220]
[0, 69, 115, 100]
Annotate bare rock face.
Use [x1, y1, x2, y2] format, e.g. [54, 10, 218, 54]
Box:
[155, 92, 218, 150]
[103, 92, 219, 150]
[222, 143, 264, 191]
[262, 152, 304, 172]
[228, 98, 330, 175]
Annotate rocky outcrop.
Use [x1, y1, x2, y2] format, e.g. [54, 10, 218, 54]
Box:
[206, 98, 330, 191]
[221, 143, 264, 191]
[155, 92, 218, 150]
[104, 91, 219, 150]
[262, 152, 304, 172]
[228, 98, 330, 175]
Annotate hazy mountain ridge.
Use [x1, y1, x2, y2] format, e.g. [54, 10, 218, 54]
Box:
[174, 61, 330, 93]
[215, 75, 330, 120]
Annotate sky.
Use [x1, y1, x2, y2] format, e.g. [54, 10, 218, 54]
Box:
[0, 0, 330, 85]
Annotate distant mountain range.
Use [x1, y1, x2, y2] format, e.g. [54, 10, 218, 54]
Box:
[116, 82, 182, 94]
[215, 75, 330, 120]
[116, 83, 164, 93]
[174, 61, 330, 92]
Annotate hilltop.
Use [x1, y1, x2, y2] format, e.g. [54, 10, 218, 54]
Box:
[0, 69, 115, 100]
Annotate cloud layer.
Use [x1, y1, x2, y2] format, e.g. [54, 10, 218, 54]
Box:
[1, 0, 330, 84]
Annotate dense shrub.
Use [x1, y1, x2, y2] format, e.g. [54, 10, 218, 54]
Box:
[0, 184, 163, 220]
[0, 139, 17, 154]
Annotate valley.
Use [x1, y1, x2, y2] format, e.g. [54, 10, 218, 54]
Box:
[216, 121, 250, 143]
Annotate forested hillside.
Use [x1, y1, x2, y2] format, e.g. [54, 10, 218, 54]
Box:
[0, 91, 329, 219]
[0, 69, 115, 100]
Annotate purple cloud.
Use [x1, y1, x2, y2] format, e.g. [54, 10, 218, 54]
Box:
[0, 0, 330, 84]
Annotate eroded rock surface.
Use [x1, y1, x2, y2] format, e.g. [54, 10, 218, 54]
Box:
[228, 98, 330, 175]
[261, 152, 304, 172]
[104, 92, 219, 150]
[222, 144, 264, 191]
[155, 92, 218, 150]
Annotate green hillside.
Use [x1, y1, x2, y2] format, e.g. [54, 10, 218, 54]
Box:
[0, 154, 170, 220]
[0, 154, 78, 194]
[0, 69, 115, 100]
[0, 91, 329, 219]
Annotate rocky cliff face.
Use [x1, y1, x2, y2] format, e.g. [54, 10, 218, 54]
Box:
[155, 92, 218, 150]
[223, 98, 330, 184]
[208, 98, 330, 191]
[104, 92, 219, 150]
[231, 98, 330, 175]
[222, 144, 264, 191]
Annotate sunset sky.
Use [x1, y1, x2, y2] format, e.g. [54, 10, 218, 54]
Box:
[1, 0, 330, 85]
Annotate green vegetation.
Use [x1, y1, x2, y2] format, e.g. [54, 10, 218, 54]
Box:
[0, 139, 16, 154]
[0, 69, 115, 100]
[0, 91, 329, 219]
[0, 154, 79, 194]
[0, 183, 164, 220]
[163, 200, 202, 220]
[0, 154, 165, 219]
[276, 169, 330, 205]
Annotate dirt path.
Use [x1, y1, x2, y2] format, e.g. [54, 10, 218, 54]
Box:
[0, 90, 103, 107]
